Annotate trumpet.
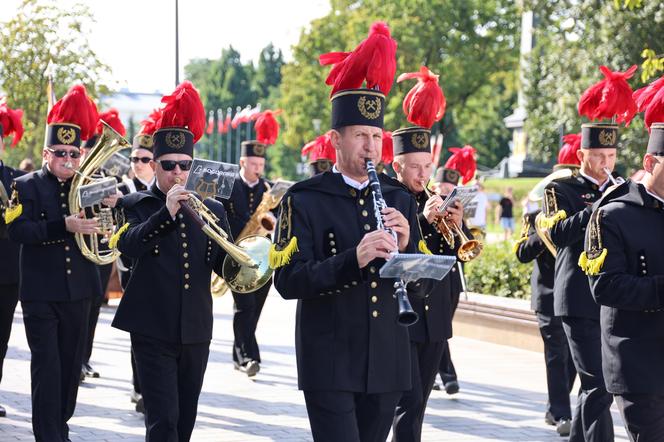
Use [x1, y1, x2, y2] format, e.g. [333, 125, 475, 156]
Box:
[174, 178, 272, 294]
[423, 183, 483, 262]
[603, 167, 625, 187]
[366, 159, 418, 327]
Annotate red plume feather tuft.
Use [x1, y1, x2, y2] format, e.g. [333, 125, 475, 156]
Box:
[444, 145, 477, 184]
[157, 81, 206, 142]
[139, 109, 162, 136]
[254, 109, 282, 145]
[301, 130, 336, 162]
[644, 86, 664, 129]
[319, 21, 397, 96]
[558, 133, 582, 165]
[577, 65, 638, 124]
[97, 108, 126, 136]
[0, 100, 24, 147]
[47, 84, 99, 140]
[633, 75, 664, 113]
[381, 130, 394, 164]
[397, 66, 446, 128]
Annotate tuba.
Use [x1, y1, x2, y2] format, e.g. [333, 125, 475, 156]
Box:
[176, 180, 273, 294]
[423, 183, 483, 262]
[68, 121, 130, 265]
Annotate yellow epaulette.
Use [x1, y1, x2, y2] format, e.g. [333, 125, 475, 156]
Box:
[578, 209, 607, 276]
[108, 223, 129, 249]
[3, 203, 22, 224]
[269, 195, 298, 269]
[537, 210, 567, 229]
[269, 237, 298, 269]
[418, 239, 432, 255]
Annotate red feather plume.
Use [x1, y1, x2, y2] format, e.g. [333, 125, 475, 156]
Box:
[301, 130, 336, 163]
[319, 21, 397, 96]
[397, 66, 446, 129]
[139, 109, 161, 136]
[254, 109, 282, 145]
[47, 84, 99, 140]
[0, 100, 24, 147]
[444, 145, 477, 185]
[632, 75, 664, 113]
[577, 65, 638, 124]
[644, 86, 664, 129]
[558, 133, 582, 165]
[157, 81, 205, 142]
[381, 130, 394, 164]
[97, 108, 126, 136]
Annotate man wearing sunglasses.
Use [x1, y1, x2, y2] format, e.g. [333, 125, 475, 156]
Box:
[112, 81, 231, 441]
[7, 84, 103, 441]
[584, 122, 664, 441]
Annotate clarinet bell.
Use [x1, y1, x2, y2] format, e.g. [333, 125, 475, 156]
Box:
[395, 281, 418, 326]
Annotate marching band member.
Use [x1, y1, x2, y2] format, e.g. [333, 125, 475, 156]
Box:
[7, 84, 102, 441]
[0, 100, 24, 418]
[111, 81, 231, 441]
[271, 22, 423, 442]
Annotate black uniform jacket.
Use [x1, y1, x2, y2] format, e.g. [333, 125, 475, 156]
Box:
[222, 176, 270, 240]
[515, 210, 555, 315]
[112, 184, 230, 344]
[0, 162, 23, 285]
[8, 166, 101, 302]
[408, 191, 456, 344]
[586, 180, 664, 395]
[545, 173, 604, 319]
[273, 171, 423, 394]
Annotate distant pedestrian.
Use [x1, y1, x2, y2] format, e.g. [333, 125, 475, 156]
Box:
[496, 187, 514, 241]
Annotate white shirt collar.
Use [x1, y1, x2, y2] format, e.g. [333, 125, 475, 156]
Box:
[137, 176, 154, 187]
[240, 171, 259, 188]
[332, 164, 369, 190]
[580, 170, 610, 192]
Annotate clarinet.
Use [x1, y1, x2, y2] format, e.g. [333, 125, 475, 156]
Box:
[365, 158, 418, 326]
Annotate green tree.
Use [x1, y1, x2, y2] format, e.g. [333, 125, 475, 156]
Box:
[274, 0, 520, 179]
[0, 0, 110, 165]
[524, 1, 663, 173]
[253, 43, 285, 105]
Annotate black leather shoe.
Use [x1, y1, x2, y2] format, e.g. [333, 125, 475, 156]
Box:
[235, 360, 260, 377]
[0, 404, 6, 417]
[444, 380, 459, 395]
[83, 362, 100, 378]
[432, 382, 442, 391]
[556, 418, 571, 436]
[544, 411, 557, 426]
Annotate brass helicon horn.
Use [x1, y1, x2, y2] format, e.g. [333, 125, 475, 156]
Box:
[175, 179, 273, 294]
[68, 121, 130, 265]
[423, 183, 483, 262]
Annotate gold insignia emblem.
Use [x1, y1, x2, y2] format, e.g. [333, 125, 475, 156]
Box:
[253, 144, 266, 156]
[598, 129, 616, 146]
[357, 96, 382, 120]
[138, 135, 154, 148]
[165, 132, 186, 149]
[411, 132, 429, 149]
[56, 127, 76, 145]
[318, 160, 332, 172]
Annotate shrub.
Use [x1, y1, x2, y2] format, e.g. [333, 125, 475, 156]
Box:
[465, 241, 532, 299]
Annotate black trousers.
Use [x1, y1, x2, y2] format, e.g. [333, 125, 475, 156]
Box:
[537, 312, 576, 420]
[393, 341, 445, 442]
[562, 316, 614, 442]
[0, 283, 19, 384]
[131, 346, 141, 394]
[615, 394, 664, 442]
[131, 333, 210, 442]
[231, 280, 270, 365]
[439, 289, 460, 384]
[304, 390, 403, 442]
[83, 263, 112, 365]
[22, 298, 90, 442]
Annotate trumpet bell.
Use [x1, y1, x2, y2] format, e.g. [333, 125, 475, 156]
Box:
[222, 234, 274, 294]
[458, 239, 483, 262]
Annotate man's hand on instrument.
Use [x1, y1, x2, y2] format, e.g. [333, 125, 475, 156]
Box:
[101, 190, 122, 208]
[423, 194, 443, 224]
[65, 211, 100, 234]
[443, 201, 464, 228]
[166, 184, 191, 217]
[356, 230, 398, 268]
[382, 207, 410, 252]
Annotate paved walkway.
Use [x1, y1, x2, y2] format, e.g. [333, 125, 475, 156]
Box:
[1, 289, 628, 441]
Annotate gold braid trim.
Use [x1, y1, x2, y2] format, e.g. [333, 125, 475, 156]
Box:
[269, 237, 299, 269]
[3, 203, 22, 224]
[578, 249, 607, 276]
[538, 210, 567, 229]
[418, 239, 432, 255]
[269, 195, 298, 269]
[108, 223, 129, 249]
[578, 209, 607, 275]
[512, 235, 528, 254]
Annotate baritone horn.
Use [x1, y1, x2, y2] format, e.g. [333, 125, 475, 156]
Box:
[68, 121, 130, 265]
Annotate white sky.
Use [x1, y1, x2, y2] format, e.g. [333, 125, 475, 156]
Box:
[0, 0, 330, 93]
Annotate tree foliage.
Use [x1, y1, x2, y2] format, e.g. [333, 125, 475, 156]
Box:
[0, 0, 110, 165]
[524, 1, 663, 173]
[272, 0, 520, 179]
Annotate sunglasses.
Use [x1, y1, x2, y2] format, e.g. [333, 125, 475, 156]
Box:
[130, 156, 152, 164]
[47, 148, 81, 159]
[157, 160, 193, 171]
